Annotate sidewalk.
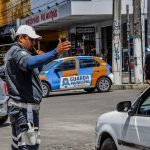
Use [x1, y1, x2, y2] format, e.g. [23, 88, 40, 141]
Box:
[112, 71, 149, 90]
[111, 83, 149, 90]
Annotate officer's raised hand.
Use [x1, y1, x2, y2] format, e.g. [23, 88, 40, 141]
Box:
[56, 39, 71, 54]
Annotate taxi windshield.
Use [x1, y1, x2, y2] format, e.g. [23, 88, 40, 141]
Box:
[43, 61, 58, 70]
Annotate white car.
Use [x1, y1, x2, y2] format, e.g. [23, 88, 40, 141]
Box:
[95, 87, 150, 150]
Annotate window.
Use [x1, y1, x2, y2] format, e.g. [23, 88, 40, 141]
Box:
[79, 59, 100, 68]
[43, 61, 58, 70]
[138, 95, 150, 116]
[58, 60, 75, 71]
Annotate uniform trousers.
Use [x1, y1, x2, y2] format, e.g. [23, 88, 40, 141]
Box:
[9, 105, 40, 150]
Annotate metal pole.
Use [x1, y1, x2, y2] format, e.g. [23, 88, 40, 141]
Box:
[112, 0, 122, 85]
[133, 0, 143, 83]
[141, 0, 146, 82]
[16, 18, 21, 29]
[147, 0, 150, 47]
[126, 5, 132, 83]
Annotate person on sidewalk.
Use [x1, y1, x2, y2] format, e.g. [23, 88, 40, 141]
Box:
[5, 25, 71, 150]
[144, 47, 150, 84]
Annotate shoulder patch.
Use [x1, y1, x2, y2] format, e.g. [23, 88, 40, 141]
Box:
[21, 51, 28, 55]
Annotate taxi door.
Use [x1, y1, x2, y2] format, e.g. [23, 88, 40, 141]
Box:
[91, 57, 107, 86]
[53, 58, 78, 90]
[78, 57, 107, 87]
[77, 57, 93, 88]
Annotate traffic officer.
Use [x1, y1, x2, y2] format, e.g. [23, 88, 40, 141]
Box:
[5, 25, 71, 150]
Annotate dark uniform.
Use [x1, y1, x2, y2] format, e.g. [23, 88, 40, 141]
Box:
[145, 53, 150, 80]
[5, 43, 43, 150]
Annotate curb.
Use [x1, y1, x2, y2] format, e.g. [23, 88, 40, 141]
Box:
[111, 84, 149, 90]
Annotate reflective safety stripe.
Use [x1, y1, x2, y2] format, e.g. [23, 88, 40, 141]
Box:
[27, 105, 33, 123]
[12, 133, 22, 149]
[12, 141, 18, 149]
[9, 99, 40, 110]
[12, 135, 18, 141]
[12, 133, 22, 141]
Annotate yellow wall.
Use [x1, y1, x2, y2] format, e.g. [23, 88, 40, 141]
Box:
[0, 0, 31, 27]
[38, 30, 68, 52]
[39, 31, 68, 42]
[40, 31, 59, 42]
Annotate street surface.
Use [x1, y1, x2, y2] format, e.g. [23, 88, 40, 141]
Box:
[0, 89, 144, 150]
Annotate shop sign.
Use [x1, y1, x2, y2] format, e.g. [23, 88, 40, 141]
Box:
[23, 9, 57, 26]
[76, 27, 95, 34]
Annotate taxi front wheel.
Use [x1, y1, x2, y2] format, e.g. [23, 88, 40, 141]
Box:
[42, 82, 50, 98]
[96, 77, 111, 92]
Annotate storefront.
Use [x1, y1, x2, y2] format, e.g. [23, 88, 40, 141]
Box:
[21, 0, 110, 57]
[101, 26, 112, 65]
[70, 27, 96, 56]
[37, 30, 68, 52]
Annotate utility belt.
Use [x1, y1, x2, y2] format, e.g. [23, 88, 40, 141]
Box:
[9, 99, 40, 123]
[9, 99, 40, 111]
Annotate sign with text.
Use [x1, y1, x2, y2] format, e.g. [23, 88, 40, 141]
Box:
[76, 27, 95, 34]
[23, 9, 58, 26]
[60, 75, 92, 89]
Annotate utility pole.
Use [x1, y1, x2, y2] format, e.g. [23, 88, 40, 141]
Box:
[112, 0, 122, 85]
[147, 0, 150, 47]
[133, 0, 143, 83]
[126, 4, 132, 83]
[141, 0, 146, 82]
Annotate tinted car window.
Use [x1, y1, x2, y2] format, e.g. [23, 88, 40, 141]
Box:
[57, 60, 75, 71]
[79, 59, 100, 68]
[43, 61, 58, 70]
[138, 95, 150, 116]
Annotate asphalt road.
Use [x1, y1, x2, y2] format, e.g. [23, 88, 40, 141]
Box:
[0, 89, 144, 150]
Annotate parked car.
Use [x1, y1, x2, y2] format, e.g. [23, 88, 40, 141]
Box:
[39, 56, 114, 97]
[95, 87, 150, 150]
[0, 78, 9, 125]
[0, 65, 5, 81]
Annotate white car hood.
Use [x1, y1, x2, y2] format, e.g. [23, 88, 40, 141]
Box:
[98, 110, 128, 123]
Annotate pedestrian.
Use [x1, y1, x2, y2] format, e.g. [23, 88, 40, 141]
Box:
[5, 25, 71, 150]
[88, 48, 96, 56]
[144, 47, 150, 84]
